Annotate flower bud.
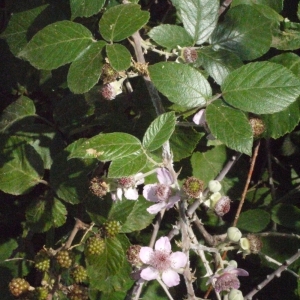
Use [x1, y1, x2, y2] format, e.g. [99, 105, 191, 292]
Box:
[210, 192, 222, 206]
[227, 260, 238, 268]
[239, 237, 251, 255]
[208, 180, 222, 193]
[214, 196, 231, 217]
[227, 227, 242, 242]
[228, 289, 244, 300]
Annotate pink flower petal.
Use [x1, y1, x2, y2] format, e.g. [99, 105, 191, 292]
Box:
[135, 173, 145, 185]
[147, 202, 166, 214]
[143, 184, 159, 202]
[140, 266, 159, 281]
[117, 188, 123, 200]
[170, 251, 187, 269]
[155, 236, 171, 252]
[124, 187, 138, 200]
[162, 269, 180, 287]
[165, 194, 180, 209]
[139, 247, 153, 264]
[223, 266, 249, 277]
[193, 109, 206, 125]
[157, 168, 173, 185]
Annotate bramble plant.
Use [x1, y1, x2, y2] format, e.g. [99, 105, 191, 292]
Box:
[1, 0, 300, 299]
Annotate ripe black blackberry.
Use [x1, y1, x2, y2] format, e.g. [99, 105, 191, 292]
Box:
[71, 265, 88, 283]
[9, 278, 30, 297]
[56, 250, 74, 268]
[34, 250, 50, 272]
[86, 236, 105, 255]
[104, 220, 121, 237]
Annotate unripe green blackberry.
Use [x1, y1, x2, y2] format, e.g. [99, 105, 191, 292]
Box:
[104, 220, 121, 237]
[56, 250, 74, 268]
[9, 278, 30, 297]
[67, 285, 88, 300]
[34, 250, 50, 272]
[71, 266, 88, 283]
[86, 236, 105, 255]
[32, 287, 48, 300]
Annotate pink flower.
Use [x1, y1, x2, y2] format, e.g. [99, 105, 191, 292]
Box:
[139, 236, 187, 287]
[111, 173, 144, 201]
[207, 265, 249, 293]
[143, 168, 180, 214]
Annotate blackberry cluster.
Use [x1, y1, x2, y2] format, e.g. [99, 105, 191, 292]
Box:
[34, 250, 50, 272]
[56, 250, 74, 268]
[71, 265, 88, 283]
[104, 220, 121, 238]
[86, 236, 105, 255]
[32, 287, 48, 300]
[9, 278, 30, 297]
[67, 285, 89, 300]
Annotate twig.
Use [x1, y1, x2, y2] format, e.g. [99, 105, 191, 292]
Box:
[157, 278, 175, 300]
[219, 0, 232, 16]
[233, 141, 260, 227]
[244, 249, 300, 299]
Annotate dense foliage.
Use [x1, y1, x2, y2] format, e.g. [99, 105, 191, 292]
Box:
[1, 0, 300, 299]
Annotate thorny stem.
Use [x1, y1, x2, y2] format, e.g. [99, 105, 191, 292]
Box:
[219, 0, 232, 16]
[233, 141, 260, 227]
[244, 249, 300, 299]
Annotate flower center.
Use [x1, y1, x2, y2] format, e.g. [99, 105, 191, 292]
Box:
[215, 273, 240, 293]
[155, 184, 171, 201]
[149, 250, 171, 272]
[118, 177, 134, 188]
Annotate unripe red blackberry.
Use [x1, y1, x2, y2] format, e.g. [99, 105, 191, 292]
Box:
[9, 278, 30, 297]
[71, 265, 88, 283]
[34, 250, 50, 272]
[214, 196, 231, 217]
[67, 285, 89, 300]
[32, 287, 48, 300]
[56, 250, 74, 268]
[86, 236, 105, 255]
[104, 220, 121, 238]
[182, 47, 198, 63]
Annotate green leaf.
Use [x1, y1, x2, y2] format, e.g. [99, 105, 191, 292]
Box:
[272, 22, 300, 51]
[206, 100, 253, 155]
[50, 140, 97, 204]
[221, 62, 300, 114]
[272, 204, 300, 230]
[87, 235, 132, 292]
[67, 41, 106, 94]
[197, 48, 243, 85]
[108, 197, 155, 233]
[68, 132, 142, 161]
[191, 146, 227, 184]
[177, 0, 219, 45]
[70, 0, 106, 19]
[99, 4, 150, 42]
[0, 136, 44, 195]
[18, 20, 94, 70]
[12, 124, 65, 170]
[148, 24, 194, 49]
[142, 112, 176, 151]
[0, 239, 18, 260]
[148, 62, 211, 108]
[108, 151, 147, 178]
[170, 126, 203, 161]
[0, 95, 36, 132]
[210, 5, 272, 60]
[0, 5, 48, 56]
[270, 52, 300, 77]
[232, 0, 283, 12]
[106, 44, 131, 71]
[237, 209, 270, 232]
[26, 197, 67, 232]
